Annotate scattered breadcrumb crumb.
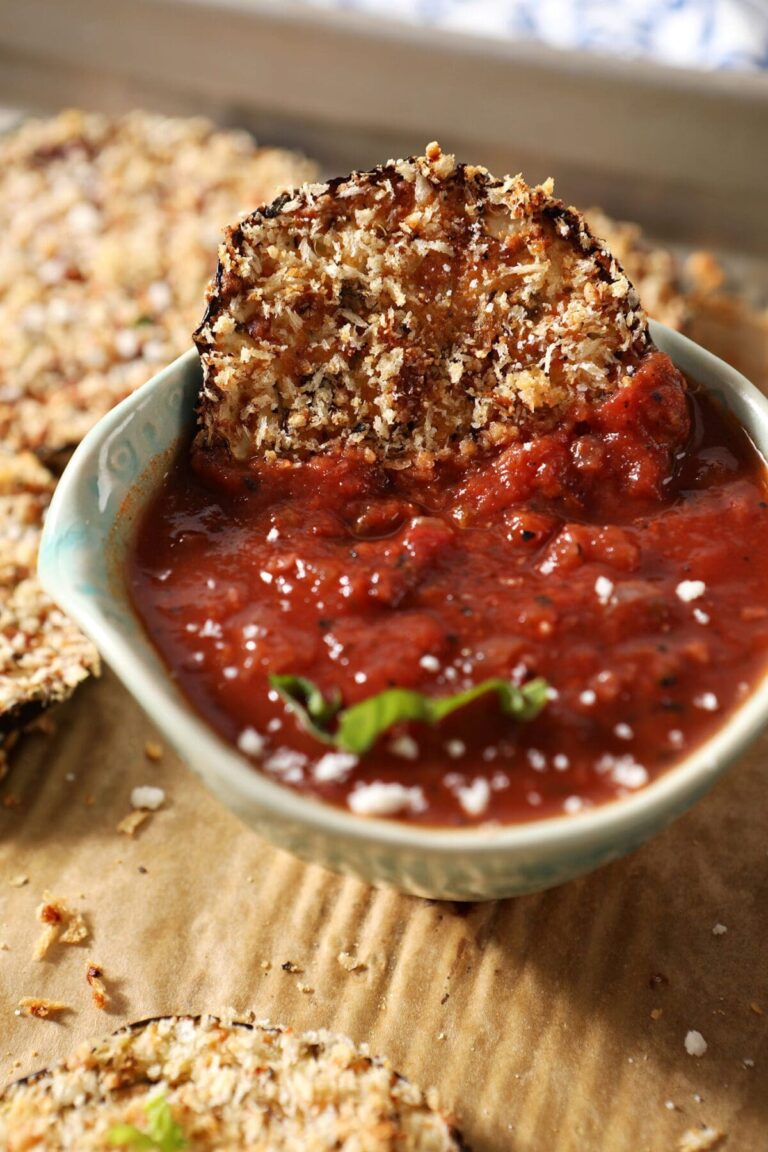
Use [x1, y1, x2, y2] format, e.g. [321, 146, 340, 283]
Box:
[16, 997, 70, 1020]
[712, 923, 727, 936]
[144, 740, 164, 762]
[650, 1008, 663, 1021]
[337, 951, 367, 973]
[60, 912, 88, 946]
[85, 961, 109, 1010]
[33, 893, 88, 959]
[281, 961, 302, 974]
[750, 1002, 763, 1016]
[130, 785, 165, 811]
[678, 1126, 726, 1152]
[9, 874, 28, 887]
[116, 809, 150, 837]
[296, 982, 314, 995]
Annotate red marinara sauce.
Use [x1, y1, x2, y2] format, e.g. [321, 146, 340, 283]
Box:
[129, 351, 768, 825]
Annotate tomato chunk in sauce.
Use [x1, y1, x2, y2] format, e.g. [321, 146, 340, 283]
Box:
[129, 351, 768, 825]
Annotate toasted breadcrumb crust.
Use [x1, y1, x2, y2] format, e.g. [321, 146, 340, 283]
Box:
[0, 451, 98, 729]
[0, 110, 317, 458]
[195, 143, 651, 466]
[15, 998, 70, 1021]
[585, 208, 691, 331]
[33, 892, 88, 960]
[0, 1016, 466, 1150]
[85, 961, 109, 1010]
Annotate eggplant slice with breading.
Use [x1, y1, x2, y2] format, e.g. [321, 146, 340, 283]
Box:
[0, 1015, 468, 1150]
[195, 142, 651, 468]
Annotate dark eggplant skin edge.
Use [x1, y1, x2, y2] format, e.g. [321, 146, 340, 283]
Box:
[191, 153, 650, 458]
[1, 1014, 471, 1150]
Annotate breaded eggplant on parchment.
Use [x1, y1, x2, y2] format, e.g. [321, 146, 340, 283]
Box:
[0, 1015, 467, 1150]
[0, 450, 98, 731]
[195, 142, 651, 467]
[0, 110, 317, 461]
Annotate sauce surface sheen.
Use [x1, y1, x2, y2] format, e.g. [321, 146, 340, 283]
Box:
[129, 352, 768, 825]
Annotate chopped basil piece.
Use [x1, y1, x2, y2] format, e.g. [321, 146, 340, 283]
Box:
[269, 674, 341, 745]
[108, 1092, 186, 1150]
[269, 674, 548, 756]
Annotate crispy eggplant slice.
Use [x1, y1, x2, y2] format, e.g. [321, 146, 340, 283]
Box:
[0, 450, 98, 730]
[0, 110, 317, 458]
[0, 1015, 467, 1150]
[195, 143, 651, 466]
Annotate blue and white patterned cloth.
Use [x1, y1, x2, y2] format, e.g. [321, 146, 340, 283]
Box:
[301, 0, 768, 71]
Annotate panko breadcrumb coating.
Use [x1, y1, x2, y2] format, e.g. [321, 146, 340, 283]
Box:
[0, 450, 98, 729]
[0, 1016, 467, 1151]
[195, 142, 652, 466]
[0, 109, 317, 459]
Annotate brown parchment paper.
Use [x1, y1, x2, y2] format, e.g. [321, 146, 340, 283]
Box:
[1, 312, 767, 1152]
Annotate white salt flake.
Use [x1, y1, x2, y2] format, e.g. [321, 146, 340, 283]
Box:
[389, 734, 419, 760]
[712, 923, 727, 936]
[614, 723, 634, 741]
[237, 728, 265, 757]
[527, 748, 547, 771]
[348, 782, 426, 816]
[676, 580, 706, 603]
[693, 608, 710, 625]
[419, 654, 441, 672]
[579, 689, 597, 706]
[457, 777, 491, 817]
[445, 739, 467, 759]
[114, 329, 139, 360]
[595, 575, 614, 605]
[563, 796, 584, 814]
[684, 1030, 708, 1057]
[264, 749, 307, 783]
[147, 279, 172, 311]
[597, 754, 649, 789]
[694, 693, 719, 712]
[130, 786, 165, 811]
[313, 751, 358, 783]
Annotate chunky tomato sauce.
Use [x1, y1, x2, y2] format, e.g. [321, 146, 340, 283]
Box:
[130, 351, 768, 825]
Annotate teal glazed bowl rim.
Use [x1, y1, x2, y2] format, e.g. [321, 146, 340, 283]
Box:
[37, 322, 768, 899]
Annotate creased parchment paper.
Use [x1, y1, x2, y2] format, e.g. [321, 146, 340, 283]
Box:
[1, 307, 768, 1151]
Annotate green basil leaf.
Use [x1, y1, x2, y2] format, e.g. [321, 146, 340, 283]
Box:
[144, 1094, 186, 1151]
[269, 674, 341, 744]
[268, 673, 549, 756]
[108, 1093, 186, 1151]
[337, 677, 549, 754]
[108, 1128, 155, 1150]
